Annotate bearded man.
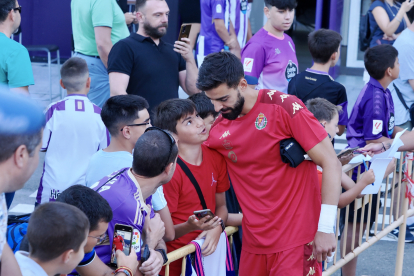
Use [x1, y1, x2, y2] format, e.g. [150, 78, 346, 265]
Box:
[108, 0, 199, 111]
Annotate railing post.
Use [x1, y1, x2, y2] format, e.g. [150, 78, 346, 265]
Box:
[395, 153, 412, 276]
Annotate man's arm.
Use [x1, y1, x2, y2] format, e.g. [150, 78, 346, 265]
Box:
[1, 244, 22, 276]
[213, 19, 239, 53]
[337, 125, 346, 136]
[94, 26, 113, 68]
[109, 72, 130, 97]
[307, 136, 342, 262]
[156, 206, 175, 242]
[175, 37, 199, 95]
[139, 239, 166, 276]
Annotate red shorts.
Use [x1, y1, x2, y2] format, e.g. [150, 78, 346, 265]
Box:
[239, 242, 322, 276]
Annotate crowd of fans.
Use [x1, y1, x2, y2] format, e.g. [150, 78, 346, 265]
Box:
[2, 0, 414, 276]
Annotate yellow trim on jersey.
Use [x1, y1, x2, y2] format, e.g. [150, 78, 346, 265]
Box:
[127, 169, 151, 225]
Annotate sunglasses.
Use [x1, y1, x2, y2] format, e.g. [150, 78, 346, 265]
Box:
[12, 6, 21, 13]
[88, 233, 108, 245]
[120, 122, 150, 132]
[144, 126, 176, 170]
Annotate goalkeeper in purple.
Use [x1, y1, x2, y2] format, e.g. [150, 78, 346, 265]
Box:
[92, 128, 178, 276]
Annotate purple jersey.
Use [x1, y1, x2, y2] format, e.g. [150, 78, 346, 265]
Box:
[196, 0, 229, 62]
[241, 28, 299, 93]
[92, 168, 154, 263]
[230, 0, 249, 48]
[347, 77, 395, 148]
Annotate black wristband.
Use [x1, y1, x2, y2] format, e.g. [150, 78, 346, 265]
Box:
[155, 248, 168, 265]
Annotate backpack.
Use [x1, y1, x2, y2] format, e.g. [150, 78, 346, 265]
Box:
[359, 12, 375, 51]
[7, 213, 31, 253]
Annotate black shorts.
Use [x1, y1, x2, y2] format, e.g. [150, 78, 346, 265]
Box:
[340, 193, 380, 224]
[179, 0, 201, 23]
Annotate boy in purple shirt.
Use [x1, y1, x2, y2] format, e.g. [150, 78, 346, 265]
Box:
[241, 0, 298, 93]
[196, 0, 240, 66]
[92, 129, 178, 276]
[344, 45, 405, 276]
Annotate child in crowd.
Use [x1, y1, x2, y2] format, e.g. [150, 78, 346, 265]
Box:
[288, 28, 348, 136]
[153, 99, 229, 276]
[36, 57, 109, 204]
[15, 202, 89, 276]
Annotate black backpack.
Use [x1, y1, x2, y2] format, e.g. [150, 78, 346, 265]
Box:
[359, 12, 375, 52]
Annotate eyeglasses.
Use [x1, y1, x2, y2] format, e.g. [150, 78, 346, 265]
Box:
[144, 126, 176, 170]
[120, 122, 150, 131]
[12, 6, 21, 13]
[88, 233, 108, 245]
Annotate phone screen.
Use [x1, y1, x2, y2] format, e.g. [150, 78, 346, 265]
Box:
[111, 229, 132, 265]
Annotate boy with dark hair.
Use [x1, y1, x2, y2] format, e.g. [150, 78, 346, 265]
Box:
[345, 44, 405, 275]
[188, 92, 218, 134]
[92, 129, 178, 276]
[36, 57, 109, 204]
[15, 202, 89, 276]
[241, 0, 298, 93]
[288, 28, 348, 136]
[153, 98, 229, 276]
[57, 185, 138, 276]
[197, 51, 342, 276]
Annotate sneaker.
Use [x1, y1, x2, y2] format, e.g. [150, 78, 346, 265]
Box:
[407, 222, 414, 232]
[387, 227, 414, 242]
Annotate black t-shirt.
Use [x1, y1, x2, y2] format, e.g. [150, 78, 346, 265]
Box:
[108, 33, 186, 112]
[288, 69, 348, 126]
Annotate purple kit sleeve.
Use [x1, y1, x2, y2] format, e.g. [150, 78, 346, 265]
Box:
[241, 43, 266, 84]
[362, 90, 386, 141]
[211, 0, 226, 20]
[338, 101, 348, 126]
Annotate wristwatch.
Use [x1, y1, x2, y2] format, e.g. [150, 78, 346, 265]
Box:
[155, 248, 168, 265]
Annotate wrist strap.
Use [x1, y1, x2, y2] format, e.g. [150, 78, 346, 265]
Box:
[318, 204, 337, 234]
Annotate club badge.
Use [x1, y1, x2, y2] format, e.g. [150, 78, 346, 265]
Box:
[255, 113, 267, 130]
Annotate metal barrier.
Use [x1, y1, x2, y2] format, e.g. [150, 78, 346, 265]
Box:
[163, 153, 413, 275]
[323, 152, 413, 275]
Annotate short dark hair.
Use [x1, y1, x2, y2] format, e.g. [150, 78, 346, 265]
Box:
[101, 95, 149, 136]
[0, 130, 42, 163]
[56, 185, 113, 232]
[305, 98, 343, 122]
[308, 29, 342, 64]
[189, 92, 218, 119]
[197, 52, 244, 92]
[364, 45, 398, 80]
[132, 130, 178, 177]
[264, 0, 297, 10]
[0, 0, 16, 22]
[153, 99, 196, 134]
[27, 202, 90, 262]
[135, 0, 164, 11]
[60, 57, 89, 92]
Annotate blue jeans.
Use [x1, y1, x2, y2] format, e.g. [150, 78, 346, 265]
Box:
[74, 53, 110, 108]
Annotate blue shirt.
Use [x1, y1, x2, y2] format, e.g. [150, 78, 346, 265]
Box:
[347, 77, 395, 148]
[369, 0, 406, 47]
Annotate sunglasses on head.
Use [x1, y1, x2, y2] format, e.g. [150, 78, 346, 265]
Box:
[144, 126, 176, 170]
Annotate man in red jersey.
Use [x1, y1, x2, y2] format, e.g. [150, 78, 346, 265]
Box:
[196, 52, 342, 276]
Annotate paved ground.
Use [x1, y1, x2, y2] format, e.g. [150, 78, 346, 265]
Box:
[8, 62, 414, 275]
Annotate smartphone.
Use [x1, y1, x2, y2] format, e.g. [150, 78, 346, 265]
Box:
[141, 244, 150, 263]
[178, 24, 192, 41]
[337, 147, 360, 158]
[110, 224, 133, 267]
[194, 209, 215, 222]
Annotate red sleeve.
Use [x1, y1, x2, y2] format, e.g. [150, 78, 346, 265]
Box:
[163, 170, 182, 214]
[214, 151, 230, 193]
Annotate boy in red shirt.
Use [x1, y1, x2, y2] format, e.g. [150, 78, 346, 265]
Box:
[153, 99, 230, 276]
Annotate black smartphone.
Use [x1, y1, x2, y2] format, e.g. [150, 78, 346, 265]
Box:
[178, 24, 192, 41]
[109, 224, 133, 268]
[141, 244, 150, 263]
[337, 147, 359, 158]
[194, 209, 215, 222]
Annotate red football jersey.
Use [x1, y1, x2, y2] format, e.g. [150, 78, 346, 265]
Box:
[162, 145, 230, 276]
[205, 89, 327, 254]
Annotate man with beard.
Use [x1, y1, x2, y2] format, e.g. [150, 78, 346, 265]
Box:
[198, 52, 342, 276]
[108, 0, 199, 112]
[0, 0, 34, 95]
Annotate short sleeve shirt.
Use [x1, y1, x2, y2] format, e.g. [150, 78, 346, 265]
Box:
[0, 33, 34, 88]
[108, 33, 186, 111]
[288, 69, 348, 125]
[71, 0, 130, 56]
[347, 77, 395, 148]
[92, 168, 154, 263]
[163, 145, 230, 276]
[0, 194, 6, 260]
[241, 28, 298, 93]
[389, 28, 414, 126]
[205, 89, 327, 254]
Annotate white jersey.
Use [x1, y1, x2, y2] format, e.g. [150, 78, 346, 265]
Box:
[36, 94, 109, 204]
[230, 0, 251, 49]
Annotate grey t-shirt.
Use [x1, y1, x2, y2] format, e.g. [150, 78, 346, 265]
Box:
[390, 28, 414, 126]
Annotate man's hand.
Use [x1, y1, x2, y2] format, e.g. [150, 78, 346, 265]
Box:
[124, 12, 136, 25]
[359, 142, 390, 155]
[360, 169, 375, 186]
[188, 215, 221, 231]
[338, 152, 354, 166]
[225, 37, 241, 59]
[116, 247, 138, 273]
[144, 207, 165, 249]
[174, 38, 194, 62]
[196, 226, 222, 256]
[313, 232, 336, 262]
[139, 248, 163, 276]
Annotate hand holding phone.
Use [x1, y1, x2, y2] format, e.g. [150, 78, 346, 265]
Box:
[110, 224, 133, 268]
[193, 209, 215, 222]
[115, 247, 138, 273]
[188, 214, 221, 231]
[178, 24, 192, 41]
[337, 147, 359, 159]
